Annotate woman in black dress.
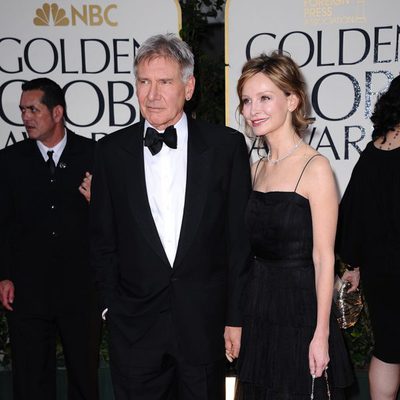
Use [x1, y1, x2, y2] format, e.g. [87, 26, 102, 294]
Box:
[232, 51, 353, 399]
[337, 75, 400, 400]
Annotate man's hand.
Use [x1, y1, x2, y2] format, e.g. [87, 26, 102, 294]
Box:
[224, 326, 242, 362]
[0, 280, 15, 311]
[79, 172, 92, 203]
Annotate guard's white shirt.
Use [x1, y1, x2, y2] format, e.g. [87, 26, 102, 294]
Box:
[144, 114, 188, 267]
[36, 131, 67, 164]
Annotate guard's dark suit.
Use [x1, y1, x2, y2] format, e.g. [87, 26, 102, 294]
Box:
[0, 130, 101, 400]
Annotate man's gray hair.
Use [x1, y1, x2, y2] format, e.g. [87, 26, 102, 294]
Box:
[134, 33, 195, 82]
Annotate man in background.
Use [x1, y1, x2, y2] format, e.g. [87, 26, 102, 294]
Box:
[0, 78, 101, 400]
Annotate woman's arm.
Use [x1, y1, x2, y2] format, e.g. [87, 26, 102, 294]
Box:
[303, 155, 338, 378]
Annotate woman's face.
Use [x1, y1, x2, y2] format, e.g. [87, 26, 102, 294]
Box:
[240, 72, 296, 137]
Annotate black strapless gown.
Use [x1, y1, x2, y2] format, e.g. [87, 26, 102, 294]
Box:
[236, 191, 353, 400]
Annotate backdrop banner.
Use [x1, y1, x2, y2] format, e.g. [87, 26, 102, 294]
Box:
[0, 0, 180, 148]
[226, 0, 399, 194]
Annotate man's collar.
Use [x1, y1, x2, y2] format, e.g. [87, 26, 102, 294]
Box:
[36, 129, 67, 159]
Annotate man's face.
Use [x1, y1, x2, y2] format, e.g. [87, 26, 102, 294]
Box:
[19, 89, 62, 146]
[136, 56, 195, 131]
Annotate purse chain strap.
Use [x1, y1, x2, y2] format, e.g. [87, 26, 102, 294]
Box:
[310, 369, 331, 400]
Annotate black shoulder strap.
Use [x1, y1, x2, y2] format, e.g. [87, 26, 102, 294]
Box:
[294, 154, 322, 192]
[252, 158, 264, 189]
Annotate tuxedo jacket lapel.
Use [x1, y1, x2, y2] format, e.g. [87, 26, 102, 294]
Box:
[174, 120, 212, 269]
[118, 120, 212, 270]
[123, 123, 171, 267]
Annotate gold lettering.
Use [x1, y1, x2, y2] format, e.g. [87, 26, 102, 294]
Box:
[104, 4, 117, 27]
[71, 5, 88, 26]
[89, 5, 103, 26]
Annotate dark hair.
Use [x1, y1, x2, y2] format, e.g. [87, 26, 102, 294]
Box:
[371, 75, 400, 141]
[21, 78, 66, 114]
[237, 51, 314, 138]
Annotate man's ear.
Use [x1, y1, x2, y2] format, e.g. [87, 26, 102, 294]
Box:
[185, 75, 196, 101]
[52, 105, 64, 123]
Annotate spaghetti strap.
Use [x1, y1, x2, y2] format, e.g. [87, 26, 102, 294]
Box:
[294, 154, 322, 192]
[252, 158, 264, 189]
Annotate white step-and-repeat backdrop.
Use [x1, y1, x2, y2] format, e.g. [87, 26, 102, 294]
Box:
[225, 0, 399, 194]
[0, 0, 180, 148]
[2, 0, 399, 193]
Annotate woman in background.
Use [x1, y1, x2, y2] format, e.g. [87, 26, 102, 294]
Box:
[337, 75, 400, 400]
[233, 51, 353, 400]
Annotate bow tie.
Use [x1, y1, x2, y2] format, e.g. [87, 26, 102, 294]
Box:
[144, 125, 177, 155]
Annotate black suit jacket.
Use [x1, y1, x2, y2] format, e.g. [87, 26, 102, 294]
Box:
[0, 130, 97, 314]
[90, 117, 251, 364]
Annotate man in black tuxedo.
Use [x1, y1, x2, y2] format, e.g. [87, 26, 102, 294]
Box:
[0, 78, 101, 400]
[90, 34, 251, 400]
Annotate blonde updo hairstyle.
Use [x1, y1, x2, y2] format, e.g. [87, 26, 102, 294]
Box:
[236, 51, 313, 138]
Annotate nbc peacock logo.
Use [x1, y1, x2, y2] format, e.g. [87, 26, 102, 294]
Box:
[32, 3, 118, 26]
[33, 3, 69, 26]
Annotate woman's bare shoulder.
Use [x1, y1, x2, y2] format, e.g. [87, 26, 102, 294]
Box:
[300, 145, 331, 172]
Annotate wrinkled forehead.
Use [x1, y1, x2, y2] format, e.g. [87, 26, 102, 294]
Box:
[136, 55, 183, 75]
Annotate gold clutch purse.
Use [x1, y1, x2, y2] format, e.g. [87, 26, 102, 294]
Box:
[333, 275, 363, 329]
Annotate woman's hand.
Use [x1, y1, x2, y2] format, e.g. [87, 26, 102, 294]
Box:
[342, 268, 360, 292]
[79, 172, 92, 203]
[309, 334, 330, 378]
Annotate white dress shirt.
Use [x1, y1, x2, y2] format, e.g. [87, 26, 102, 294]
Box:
[102, 118, 188, 319]
[36, 131, 67, 164]
[144, 114, 188, 267]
